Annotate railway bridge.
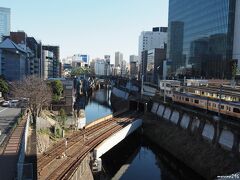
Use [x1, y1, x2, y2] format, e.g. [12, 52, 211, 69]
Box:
[37, 103, 144, 180]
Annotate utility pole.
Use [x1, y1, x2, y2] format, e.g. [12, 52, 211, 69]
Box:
[141, 75, 144, 100]
[218, 84, 223, 117]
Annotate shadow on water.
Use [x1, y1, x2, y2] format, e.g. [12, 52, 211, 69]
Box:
[74, 89, 113, 124]
[96, 131, 204, 180]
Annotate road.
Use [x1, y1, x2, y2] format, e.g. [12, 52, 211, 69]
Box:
[0, 107, 22, 145]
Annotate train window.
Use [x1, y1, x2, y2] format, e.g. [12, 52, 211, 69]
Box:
[208, 102, 211, 106]
[229, 107, 231, 111]
[185, 98, 189, 102]
[233, 108, 240, 113]
[194, 99, 199, 104]
[191, 99, 193, 102]
[221, 105, 224, 110]
[213, 103, 216, 108]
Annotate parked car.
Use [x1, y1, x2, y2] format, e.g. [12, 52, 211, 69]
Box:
[2, 101, 10, 107]
[9, 100, 19, 108]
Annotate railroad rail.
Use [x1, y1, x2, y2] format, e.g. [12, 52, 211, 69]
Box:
[37, 111, 141, 179]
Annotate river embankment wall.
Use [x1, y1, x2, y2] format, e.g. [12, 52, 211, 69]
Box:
[144, 101, 240, 179]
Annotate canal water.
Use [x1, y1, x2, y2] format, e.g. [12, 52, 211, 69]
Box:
[81, 89, 113, 124]
[83, 89, 202, 180]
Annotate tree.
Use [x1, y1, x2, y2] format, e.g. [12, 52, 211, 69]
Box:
[50, 80, 63, 97]
[11, 76, 52, 125]
[71, 67, 91, 77]
[59, 108, 67, 126]
[0, 78, 9, 97]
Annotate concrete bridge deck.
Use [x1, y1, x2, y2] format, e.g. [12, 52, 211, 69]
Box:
[37, 111, 142, 180]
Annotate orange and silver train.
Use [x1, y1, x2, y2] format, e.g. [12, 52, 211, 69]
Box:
[172, 91, 240, 119]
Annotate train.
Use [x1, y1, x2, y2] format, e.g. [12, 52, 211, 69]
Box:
[172, 91, 240, 119]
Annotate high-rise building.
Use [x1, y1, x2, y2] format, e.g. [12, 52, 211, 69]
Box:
[94, 59, 106, 76]
[129, 55, 138, 63]
[141, 48, 166, 84]
[138, 27, 167, 61]
[167, 0, 240, 79]
[42, 50, 54, 80]
[0, 7, 10, 42]
[42, 45, 60, 78]
[104, 55, 111, 76]
[129, 55, 138, 79]
[115, 52, 123, 67]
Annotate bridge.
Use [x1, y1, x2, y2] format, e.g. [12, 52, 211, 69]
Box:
[37, 107, 143, 180]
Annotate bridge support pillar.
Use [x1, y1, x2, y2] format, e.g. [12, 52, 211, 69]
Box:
[92, 158, 102, 172]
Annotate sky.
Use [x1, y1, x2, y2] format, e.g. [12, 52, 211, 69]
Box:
[1, 0, 169, 64]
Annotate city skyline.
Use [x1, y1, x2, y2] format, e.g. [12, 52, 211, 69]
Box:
[1, 0, 169, 63]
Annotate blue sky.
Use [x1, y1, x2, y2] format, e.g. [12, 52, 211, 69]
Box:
[1, 0, 168, 63]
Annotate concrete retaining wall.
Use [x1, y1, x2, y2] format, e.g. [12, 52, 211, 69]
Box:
[112, 87, 129, 100]
[202, 123, 215, 141]
[69, 154, 94, 180]
[149, 102, 240, 155]
[219, 130, 234, 150]
[93, 119, 142, 159]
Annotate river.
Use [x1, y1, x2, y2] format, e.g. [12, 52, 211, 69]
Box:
[81, 89, 201, 180]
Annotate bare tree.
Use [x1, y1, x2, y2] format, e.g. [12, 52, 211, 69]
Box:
[11, 76, 52, 125]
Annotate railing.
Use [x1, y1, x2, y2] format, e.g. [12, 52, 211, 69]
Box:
[17, 113, 31, 180]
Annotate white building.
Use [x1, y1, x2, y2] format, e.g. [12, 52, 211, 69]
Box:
[72, 54, 90, 68]
[94, 59, 106, 76]
[0, 7, 10, 42]
[138, 27, 167, 61]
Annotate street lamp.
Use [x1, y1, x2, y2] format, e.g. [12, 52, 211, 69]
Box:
[157, 66, 161, 90]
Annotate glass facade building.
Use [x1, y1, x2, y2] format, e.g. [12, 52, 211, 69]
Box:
[0, 7, 10, 42]
[167, 0, 237, 79]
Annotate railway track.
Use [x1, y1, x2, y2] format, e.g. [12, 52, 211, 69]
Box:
[37, 111, 139, 178]
[43, 114, 140, 180]
[37, 111, 131, 166]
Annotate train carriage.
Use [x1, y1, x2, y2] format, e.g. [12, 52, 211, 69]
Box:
[172, 91, 240, 119]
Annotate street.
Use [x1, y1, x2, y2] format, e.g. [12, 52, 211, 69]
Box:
[0, 107, 22, 145]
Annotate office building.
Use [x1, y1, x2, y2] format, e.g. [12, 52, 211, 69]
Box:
[0, 7, 10, 42]
[141, 48, 166, 84]
[0, 38, 27, 81]
[167, 0, 240, 79]
[42, 50, 54, 79]
[42, 45, 60, 78]
[104, 55, 111, 76]
[129, 55, 139, 79]
[138, 27, 167, 61]
[94, 59, 106, 76]
[115, 52, 123, 67]
[72, 54, 90, 68]
[26, 37, 42, 77]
